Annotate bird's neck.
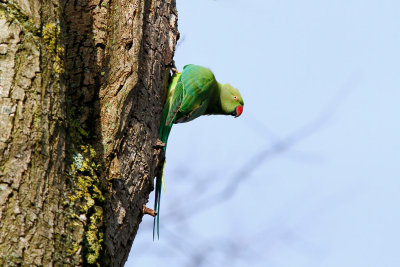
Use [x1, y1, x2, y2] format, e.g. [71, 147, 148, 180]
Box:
[205, 82, 225, 115]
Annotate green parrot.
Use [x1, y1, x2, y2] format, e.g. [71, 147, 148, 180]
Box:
[154, 64, 244, 238]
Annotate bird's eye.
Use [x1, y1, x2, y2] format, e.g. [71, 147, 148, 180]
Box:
[233, 95, 238, 101]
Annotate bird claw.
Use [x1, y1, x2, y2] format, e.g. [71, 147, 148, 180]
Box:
[143, 205, 157, 217]
[170, 60, 178, 75]
[154, 139, 166, 148]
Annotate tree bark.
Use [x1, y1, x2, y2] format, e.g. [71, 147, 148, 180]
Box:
[0, 0, 178, 266]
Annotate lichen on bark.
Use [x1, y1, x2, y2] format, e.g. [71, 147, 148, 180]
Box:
[42, 23, 64, 74]
[65, 116, 105, 265]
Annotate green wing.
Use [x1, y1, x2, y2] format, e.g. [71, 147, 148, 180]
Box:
[166, 65, 217, 125]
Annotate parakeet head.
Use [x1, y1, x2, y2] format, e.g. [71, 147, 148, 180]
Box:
[220, 83, 244, 117]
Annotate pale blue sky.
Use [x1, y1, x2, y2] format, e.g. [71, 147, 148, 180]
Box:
[127, 0, 400, 266]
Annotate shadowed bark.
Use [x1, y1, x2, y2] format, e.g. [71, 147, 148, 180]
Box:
[0, 0, 178, 266]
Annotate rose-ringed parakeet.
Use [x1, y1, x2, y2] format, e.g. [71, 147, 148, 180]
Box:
[154, 64, 244, 238]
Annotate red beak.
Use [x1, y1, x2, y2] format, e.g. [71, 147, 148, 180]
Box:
[235, 105, 243, 117]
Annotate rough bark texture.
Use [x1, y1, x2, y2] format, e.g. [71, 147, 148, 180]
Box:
[0, 0, 178, 266]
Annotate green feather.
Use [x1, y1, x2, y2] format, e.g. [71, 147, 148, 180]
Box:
[153, 64, 244, 239]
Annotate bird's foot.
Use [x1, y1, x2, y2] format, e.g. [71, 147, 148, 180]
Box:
[143, 205, 157, 217]
[154, 139, 166, 148]
[170, 60, 178, 75]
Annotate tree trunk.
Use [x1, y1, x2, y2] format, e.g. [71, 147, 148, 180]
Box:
[0, 0, 178, 266]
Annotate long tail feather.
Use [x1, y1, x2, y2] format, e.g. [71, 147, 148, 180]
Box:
[153, 140, 170, 239]
[153, 117, 172, 239]
[153, 72, 180, 239]
[153, 173, 162, 240]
